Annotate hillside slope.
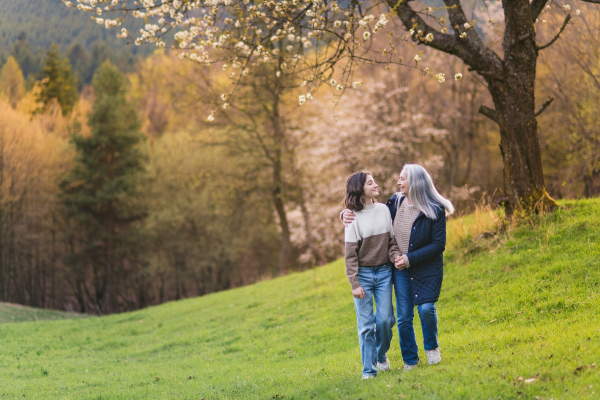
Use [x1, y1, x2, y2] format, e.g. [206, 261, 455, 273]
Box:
[0, 0, 147, 53]
[0, 199, 598, 399]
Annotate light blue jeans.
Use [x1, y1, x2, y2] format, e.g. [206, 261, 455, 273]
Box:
[393, 268, 439, 366]
[353, 264, 395, 377]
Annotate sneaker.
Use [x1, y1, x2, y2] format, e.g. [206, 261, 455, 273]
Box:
[362, 374, 376, 380]
[377, 359, 391, 372]
[425, 347, 442, 365]
[403, 363, 418, 371]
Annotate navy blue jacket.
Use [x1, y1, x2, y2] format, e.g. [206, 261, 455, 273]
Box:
[386, 194, 446, 305]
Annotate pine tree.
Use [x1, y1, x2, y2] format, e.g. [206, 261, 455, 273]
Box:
[37, 43, 78, 116]
[60, 61, 147, 314]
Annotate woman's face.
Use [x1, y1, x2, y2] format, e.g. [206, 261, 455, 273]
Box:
[397, 169, 408, 195]
[363, 174, 379, 200]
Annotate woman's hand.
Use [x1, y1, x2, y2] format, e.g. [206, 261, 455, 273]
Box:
[352, 287, 366, 299]
[395, 255, 406, 270]
[342, 209, 356, 227]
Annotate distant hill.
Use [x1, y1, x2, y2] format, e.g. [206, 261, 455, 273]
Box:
[0, 0, 153, 85]
[0, 0, 148, 55]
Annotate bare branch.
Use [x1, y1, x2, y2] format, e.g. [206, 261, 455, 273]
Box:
[479, 105, 498, 124]
[581, 0, 600, 3]
[536, 15, 572, 51]
[387, 0, 503, 78]
[535, 97, 554, 117]
[530, 0, 550, 21]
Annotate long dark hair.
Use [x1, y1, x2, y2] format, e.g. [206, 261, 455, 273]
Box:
[344, 171, 371, 211]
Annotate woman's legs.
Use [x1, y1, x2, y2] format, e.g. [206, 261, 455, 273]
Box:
[392, 268, 419, 365]
[354, 265, 394, 377]
[416, 302, 439, 350]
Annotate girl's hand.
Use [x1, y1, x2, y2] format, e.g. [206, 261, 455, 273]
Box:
[395, 256, 406, 270]
[352, 287, 365, 299]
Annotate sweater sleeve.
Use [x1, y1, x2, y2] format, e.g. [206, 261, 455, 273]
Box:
[344, 221, 361, 289]
[388, 218, 401, 263]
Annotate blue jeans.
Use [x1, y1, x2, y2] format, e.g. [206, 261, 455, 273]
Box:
[392, 268, 439, 366]
[353, 264, 395, 377]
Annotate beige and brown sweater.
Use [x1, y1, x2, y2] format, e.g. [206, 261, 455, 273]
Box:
[344, 203, 401, 289]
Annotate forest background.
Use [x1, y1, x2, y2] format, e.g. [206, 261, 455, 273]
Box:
[1, 0, 599, 314]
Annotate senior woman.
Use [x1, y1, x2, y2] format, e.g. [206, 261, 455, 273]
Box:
[342, 164, 454, 370]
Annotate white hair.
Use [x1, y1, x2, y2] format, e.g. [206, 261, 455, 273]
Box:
[398, 164, 454, 220]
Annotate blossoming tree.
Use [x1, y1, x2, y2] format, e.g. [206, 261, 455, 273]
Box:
[63, 0, 599, 213]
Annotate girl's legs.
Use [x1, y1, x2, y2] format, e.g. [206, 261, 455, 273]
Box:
[372, 265, 394, 365]
[392, 268, 419, 365]
[354, 268, 377, 377]
[354, 265, 394, 377]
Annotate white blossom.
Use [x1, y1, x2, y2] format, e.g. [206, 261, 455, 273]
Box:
[455, 73, 463, 81]
[299, 95, 306, 105]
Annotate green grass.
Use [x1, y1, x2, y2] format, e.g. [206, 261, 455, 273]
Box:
[0, 199, 599, 399]
[0, 303, 84, 324]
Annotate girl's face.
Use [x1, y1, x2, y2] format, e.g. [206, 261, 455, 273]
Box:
[363, 174, 379, 200]
[397, 169, 409, 195]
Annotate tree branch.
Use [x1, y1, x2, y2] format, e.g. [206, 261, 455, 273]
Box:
[479, 105, 498, 124]
[386, 0, 503, 74]
[535, 97, 554, 117]
[536, 15, 572, 51]
[530, 0, 550, 21]
[580, 0, 600, 3]
[467, 67, 505, 82]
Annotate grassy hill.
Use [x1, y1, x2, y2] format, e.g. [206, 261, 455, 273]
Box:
[0, 199, 598, 399]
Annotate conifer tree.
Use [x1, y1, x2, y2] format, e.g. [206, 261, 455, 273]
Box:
[60, 61, 147, 314]
[37, 43, 78, 116]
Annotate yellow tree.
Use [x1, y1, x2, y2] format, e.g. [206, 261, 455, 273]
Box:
[0, 56, 26, 108]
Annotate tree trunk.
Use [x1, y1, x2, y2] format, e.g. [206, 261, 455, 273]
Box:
[105, 200, 114, 314]
[484, 7, 557, 215]
[391, 0, 559, 215]
[299, 200, 327, 266]
[272, 178, 292, 275]
[271, 72, 292, 275]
